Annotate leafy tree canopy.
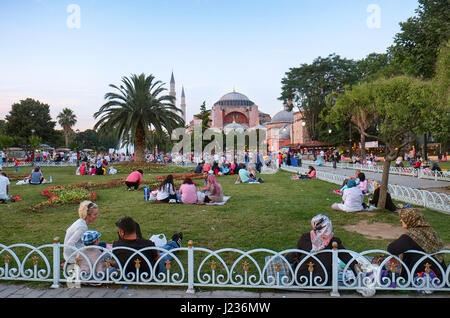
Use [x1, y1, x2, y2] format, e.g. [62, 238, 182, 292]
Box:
[389, 0, 450, 79]
[4, 98, 57, 147]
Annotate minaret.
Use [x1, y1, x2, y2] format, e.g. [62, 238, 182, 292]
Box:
[181, 86, 186, 124]
[170, 71, 176, 99]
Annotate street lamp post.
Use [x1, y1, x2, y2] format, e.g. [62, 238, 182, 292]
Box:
[31, 129, 36, 162]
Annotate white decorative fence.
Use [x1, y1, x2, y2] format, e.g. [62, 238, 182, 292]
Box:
[297, 159, 450, 182]
[0, 239, 449, 296]
[282, 166, 450, 215]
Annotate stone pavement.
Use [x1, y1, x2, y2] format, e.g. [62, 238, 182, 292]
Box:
[284, 164, 449, 190]
[0, 282, 448, 298]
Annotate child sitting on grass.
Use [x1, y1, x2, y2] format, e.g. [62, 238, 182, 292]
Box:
[77, 230, 116, 280]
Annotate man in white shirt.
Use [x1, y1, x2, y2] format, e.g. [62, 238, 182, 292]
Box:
[331, 180, 364, 213]
[0, 171, 11, 202]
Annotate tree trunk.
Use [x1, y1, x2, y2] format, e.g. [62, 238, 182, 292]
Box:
[377, 159, 391, 211]
[64, 131, 70, 148]
[134, 125, 146, 163]
[360, 133, 366, 162]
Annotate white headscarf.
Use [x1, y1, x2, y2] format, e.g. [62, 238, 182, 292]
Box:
[310, 214, 334, 253]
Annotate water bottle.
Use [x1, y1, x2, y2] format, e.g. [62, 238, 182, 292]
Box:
[49, 176, 53, 182]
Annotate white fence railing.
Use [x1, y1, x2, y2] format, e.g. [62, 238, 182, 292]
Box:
[282, 166, 450, 215]
[0, 238, 448, 296]
[295, 159, 450, 182]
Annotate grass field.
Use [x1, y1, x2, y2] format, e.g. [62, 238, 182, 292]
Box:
[1, 165, 449, 254]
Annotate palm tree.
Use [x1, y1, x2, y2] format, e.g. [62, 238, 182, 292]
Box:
[57, 108, 77, 147]
[94, 73, 185, 163]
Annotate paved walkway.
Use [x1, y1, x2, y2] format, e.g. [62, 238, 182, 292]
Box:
[285, 164, 449, 190]
[0, 282, 448, 298]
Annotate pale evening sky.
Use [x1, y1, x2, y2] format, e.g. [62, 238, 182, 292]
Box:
[0, 0, 419, 131]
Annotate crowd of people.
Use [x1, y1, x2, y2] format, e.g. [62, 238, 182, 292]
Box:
[62, 201, 446, 292]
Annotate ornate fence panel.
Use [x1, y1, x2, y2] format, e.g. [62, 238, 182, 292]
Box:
[282, 166, 450, 214]
[298, 160, 450, 182]
[1, 239, 449, 295]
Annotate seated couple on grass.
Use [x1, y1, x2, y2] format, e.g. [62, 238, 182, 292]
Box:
[282, 211, 445, 294]
[235, 163, 264, 184]
[154, 174, 224, 204]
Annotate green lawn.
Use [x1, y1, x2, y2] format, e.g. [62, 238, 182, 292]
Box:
[1, 165, 449, 254]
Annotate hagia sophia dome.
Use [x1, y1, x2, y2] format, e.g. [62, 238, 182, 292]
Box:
[214, 92, 255, 107]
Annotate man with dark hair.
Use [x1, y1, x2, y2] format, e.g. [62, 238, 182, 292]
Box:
[112, 217, 182, 276]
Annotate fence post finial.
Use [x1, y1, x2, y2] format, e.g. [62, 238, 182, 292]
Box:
[330, 241, 340, 297]
[186, 240, 195, 294]
[51, 236, 61, 289]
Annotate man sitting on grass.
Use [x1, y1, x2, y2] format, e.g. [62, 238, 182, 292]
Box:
[112, 217, 182, 277]
[237, 163, 262, 184]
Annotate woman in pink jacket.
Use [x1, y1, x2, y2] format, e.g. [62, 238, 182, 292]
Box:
[125, 169, 143, 191]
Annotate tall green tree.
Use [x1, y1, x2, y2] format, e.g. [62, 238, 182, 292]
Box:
[279, 54, 360, 141]
[327, 83, 378, 160]
[57, 108, 77, 147]
[430, 40, 450, 151]
[0, 120, 5, 135]
[389, 0, 450, 79]
[368, 76, 434, 209]
[74, 129, 120, 151]
[94, 73, 185, 163]
[4, 98, 56, 146]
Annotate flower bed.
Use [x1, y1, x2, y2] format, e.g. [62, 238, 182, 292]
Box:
[26, 179, 126, 212]
[28, 186, 97, 212]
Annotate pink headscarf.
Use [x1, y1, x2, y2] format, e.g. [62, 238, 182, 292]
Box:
[207, 174, 221, 195]
[309, 214, 334, 253]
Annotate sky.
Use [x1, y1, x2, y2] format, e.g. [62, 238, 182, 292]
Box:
[0, 0, 419, 131]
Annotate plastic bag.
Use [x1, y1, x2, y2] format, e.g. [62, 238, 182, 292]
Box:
[150, 233, 167, 247]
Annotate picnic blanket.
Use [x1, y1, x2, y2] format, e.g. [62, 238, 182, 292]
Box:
[206, 196, 231, 206]
[16, 179, 52, 185]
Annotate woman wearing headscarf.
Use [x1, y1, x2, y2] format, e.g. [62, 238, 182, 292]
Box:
[285, 214, 357, 285]
[203, 174, 223, 203]
[387, 209, 446, 280]
[331, 179, 364, 212]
